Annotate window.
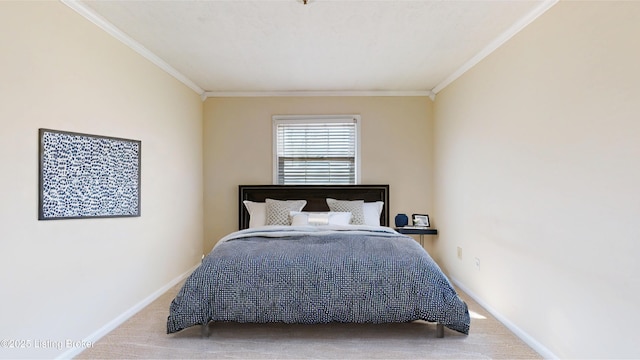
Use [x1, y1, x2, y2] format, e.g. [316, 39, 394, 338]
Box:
[273, 115, 360, 185]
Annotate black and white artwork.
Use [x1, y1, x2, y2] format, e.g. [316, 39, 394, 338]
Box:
[412, 214, 430, 227]
[38, 129, 141, 220]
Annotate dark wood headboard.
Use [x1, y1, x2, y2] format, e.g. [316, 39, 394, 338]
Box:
[239, 185, 390, 230]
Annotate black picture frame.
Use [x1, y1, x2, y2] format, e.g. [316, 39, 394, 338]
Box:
[38, 128, 141, 220]
[412, 213, 430, 227]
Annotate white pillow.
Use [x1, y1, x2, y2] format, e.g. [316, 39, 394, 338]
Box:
[363, 201, 384, 226]
[289, 211, 352, 226]
[243, 199, 307, 227]
[243, 200, 266, 228]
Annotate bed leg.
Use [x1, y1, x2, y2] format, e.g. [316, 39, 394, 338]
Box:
[201, 322, 210, 338]
[436, 323, 444, 338]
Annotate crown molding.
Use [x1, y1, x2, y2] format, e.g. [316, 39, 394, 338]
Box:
[431, 0, 558, 95]
[62, 0, 555, 102]
[61, 0, 205, 96]
[203, 90, 435, 99]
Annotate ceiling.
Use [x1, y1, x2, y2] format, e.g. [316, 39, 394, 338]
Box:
[67, 0, 556, 98]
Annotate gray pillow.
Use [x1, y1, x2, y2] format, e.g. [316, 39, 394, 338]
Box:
[326, 198, 364, 225]
[265, 199, 307, 225]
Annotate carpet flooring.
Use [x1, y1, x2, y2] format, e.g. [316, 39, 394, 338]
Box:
[76, 280, 541, 359]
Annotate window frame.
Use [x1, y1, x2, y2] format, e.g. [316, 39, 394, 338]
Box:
[272, 114, 361, 185]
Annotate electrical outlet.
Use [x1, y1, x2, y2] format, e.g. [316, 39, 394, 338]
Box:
[475, 257, 480, 270]
[457, 247, 462, 260]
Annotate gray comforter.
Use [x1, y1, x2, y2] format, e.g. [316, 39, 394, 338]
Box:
[167, 226, 470, 334]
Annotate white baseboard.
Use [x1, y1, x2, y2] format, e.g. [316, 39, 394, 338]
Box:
[451, 277, 558, 360]
[57, 263, 199, 360]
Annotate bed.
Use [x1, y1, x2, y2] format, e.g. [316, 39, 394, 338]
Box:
[167, 185, 470, 337]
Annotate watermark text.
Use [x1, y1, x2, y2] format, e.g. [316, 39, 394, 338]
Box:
[0, 338, 94, 351]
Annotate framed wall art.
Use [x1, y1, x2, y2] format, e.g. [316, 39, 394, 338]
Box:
[38, 128, 141, 220]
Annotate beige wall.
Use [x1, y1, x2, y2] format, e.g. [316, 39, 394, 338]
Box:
[433, 2, 640, 358]
[203, 96, 434, 252]
[5, 1, 636, 359]
[0, 2, 203, 358]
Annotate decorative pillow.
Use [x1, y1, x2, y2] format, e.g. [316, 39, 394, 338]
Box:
[326, 198, 364, 225]
[363, 201, 384, 226]
[265, 198, 307, 225]
[289, 211, 352, 226]
[242, 200, 266, 228]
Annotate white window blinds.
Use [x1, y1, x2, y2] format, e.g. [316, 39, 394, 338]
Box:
[273, 115, 360, 185]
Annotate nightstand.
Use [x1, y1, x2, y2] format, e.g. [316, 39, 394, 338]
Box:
[395, 227, 438, 247]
